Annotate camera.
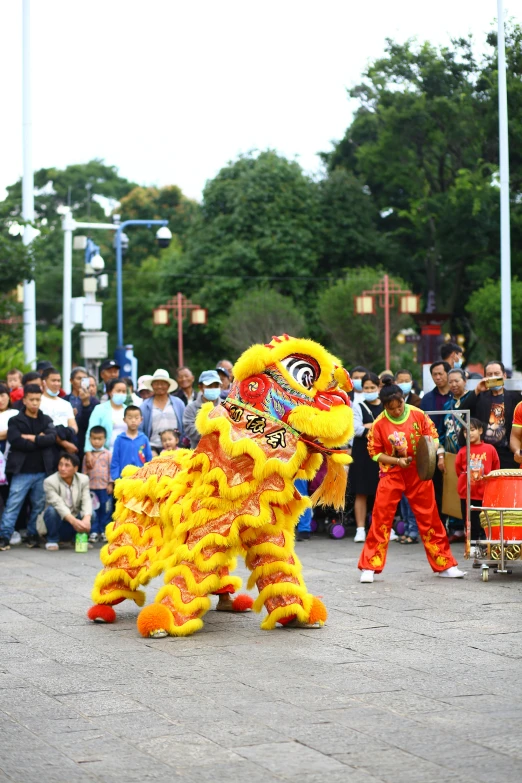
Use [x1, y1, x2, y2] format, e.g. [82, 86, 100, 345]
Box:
[156, 226, 172, 248]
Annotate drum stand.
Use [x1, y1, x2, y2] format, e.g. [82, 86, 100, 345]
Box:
[470, 506, 522, 581]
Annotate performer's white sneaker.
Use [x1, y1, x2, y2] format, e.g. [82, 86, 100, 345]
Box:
[438, 566, 467, 578]
[360, 569, 374, 583]
[389, 528, 399, 541]
[354, 528, 366, 543]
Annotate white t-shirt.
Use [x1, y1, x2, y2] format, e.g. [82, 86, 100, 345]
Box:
[0, 409, 19, 432]
[39, 395, 75, 428]
[110, 406, 126, 449]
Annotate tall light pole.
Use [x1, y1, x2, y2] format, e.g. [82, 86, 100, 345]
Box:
[22, 0, 37, 367]
[498, 0, 512, 369]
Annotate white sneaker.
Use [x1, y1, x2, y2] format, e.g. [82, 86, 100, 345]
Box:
[438, 566, 466, 578]
[360, 569, 374, 583]
[354, 528, 366, 543]
[88, 533, 100, 544]
[389, 528, 399, 541]
[45, 542, 59, 551]
[9, 531, 21, 546]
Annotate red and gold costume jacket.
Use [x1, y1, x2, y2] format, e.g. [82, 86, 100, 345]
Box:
[367, 405, 438, 473]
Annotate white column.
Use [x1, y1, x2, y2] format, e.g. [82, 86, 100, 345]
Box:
[22, 0, 36, 368]
[498, 0, 512, 368]
[62, 211, 75, 393]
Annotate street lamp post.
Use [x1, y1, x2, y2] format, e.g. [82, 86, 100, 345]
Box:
[153, 293, 207, 366]
[22, 0, 37, 368]
[62, 213, 116, 392]
[497, 0, 512, 369]
[114, 220, 171, 366]
[354, 274, 419, 369]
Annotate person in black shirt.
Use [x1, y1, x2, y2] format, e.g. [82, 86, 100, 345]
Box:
[0, 385, 56, 551]
[474, 361, 521, 469]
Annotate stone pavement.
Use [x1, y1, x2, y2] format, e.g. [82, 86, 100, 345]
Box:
[1, 535, 522, 783]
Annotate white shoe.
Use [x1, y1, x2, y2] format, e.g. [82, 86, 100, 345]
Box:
[354, 528, 366, 543]
[45, 542, 59, 551]
[438, 566, 466, 578]
[360, 569, 374, 583]
[389, 528, 399, 541]
[9, 531, 21, 546]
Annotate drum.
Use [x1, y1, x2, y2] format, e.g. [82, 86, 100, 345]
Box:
[481, 469, 522, 541]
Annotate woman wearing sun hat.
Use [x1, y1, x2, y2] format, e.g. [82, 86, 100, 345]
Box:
[139, 369, 185, 455]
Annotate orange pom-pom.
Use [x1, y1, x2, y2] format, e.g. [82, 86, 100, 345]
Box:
[232, 594, 254, 612]
[87, 604, 116, 624]
[137, 604, 173, 638]
[308, 596, 327, 626]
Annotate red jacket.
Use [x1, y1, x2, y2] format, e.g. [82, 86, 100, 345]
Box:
[455, 442, 500, 500]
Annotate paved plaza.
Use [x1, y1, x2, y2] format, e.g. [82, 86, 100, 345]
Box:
[1, 535, 522, 783]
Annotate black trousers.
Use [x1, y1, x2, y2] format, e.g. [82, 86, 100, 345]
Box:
[460, 498, 484, 540]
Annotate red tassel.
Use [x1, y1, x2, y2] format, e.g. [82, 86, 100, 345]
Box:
[87, 605, 116, 624]
[231, 594, 254, 612]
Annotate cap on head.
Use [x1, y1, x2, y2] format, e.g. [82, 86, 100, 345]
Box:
[216, 365, 230, 379]
[199, 370, 222, 386]
[137, 374, 153, 392]
[100, 359, 120, 372]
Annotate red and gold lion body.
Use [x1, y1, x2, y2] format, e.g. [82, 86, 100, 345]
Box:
[88, 336, 354, 636]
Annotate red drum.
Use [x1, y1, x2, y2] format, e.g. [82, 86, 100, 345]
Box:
[481, 470, 522, 541]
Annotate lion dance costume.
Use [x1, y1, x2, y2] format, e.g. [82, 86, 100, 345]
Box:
[87, 336, 353, 636]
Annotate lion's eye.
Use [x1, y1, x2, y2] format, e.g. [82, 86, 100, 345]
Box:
[280, 355, 318, 390]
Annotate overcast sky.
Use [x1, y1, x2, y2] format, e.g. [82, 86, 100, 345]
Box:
[0, 0, 514, 203]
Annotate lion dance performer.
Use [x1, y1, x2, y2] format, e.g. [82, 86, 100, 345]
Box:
[358, 378, 465, 583]
[87, 335, 354, 636]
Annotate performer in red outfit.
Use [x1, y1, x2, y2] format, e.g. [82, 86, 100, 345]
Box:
[509, 401, 522, 467]
[358, 378, 465, 583]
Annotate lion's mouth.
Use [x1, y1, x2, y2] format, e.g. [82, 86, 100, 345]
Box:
[312, 389, 350, 411]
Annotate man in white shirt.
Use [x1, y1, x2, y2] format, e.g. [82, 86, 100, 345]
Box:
[40, 367, 78, 462]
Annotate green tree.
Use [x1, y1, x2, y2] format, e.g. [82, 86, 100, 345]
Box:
[317, 267, 415, 370]
[324, 26, 522, 328]
[466, 277, 522, 365]
[222, 288, 307, 355]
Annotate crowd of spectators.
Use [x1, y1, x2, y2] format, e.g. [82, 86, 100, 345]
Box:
[1, 342, 519, 555]
[0, 357, 234, 551]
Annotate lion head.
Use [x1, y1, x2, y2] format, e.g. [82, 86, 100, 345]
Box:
[230, 335, 353, 450]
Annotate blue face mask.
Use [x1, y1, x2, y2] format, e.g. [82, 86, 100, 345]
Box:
[453, 360, 462, 369]
[203, 387, 221, 401]
[112, 393, 126, 406]
[489, 384, 503, 392]
[353, 379, 363, 392]
[398, 382, 412, 395]
[363, 392, 380, 402]
[45, 388, 59, 397]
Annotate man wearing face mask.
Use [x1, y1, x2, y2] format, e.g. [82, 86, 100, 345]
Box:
[394, 369, 422, 407]
[474, 361, 521, 469]
[39, 367, 79, 467]
[183, 370, 222, 450]
[440, 342, 464, 370]
[349, 366, 369, 404]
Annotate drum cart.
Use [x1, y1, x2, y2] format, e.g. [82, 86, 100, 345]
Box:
[469, 471, 522, 582]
